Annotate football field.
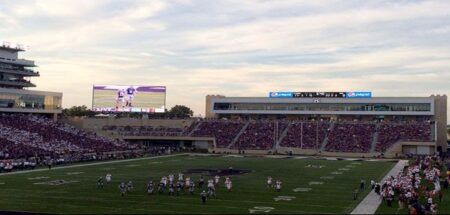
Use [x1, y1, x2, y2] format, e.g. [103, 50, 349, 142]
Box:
[0, 154, 395, 214]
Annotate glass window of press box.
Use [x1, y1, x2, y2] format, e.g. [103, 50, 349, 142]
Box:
[213, 103, 431, 112]
[0, 92, 62, 110]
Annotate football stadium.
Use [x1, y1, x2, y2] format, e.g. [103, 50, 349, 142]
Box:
[0, 42, 449, 214]
[1, 1, 450, 214]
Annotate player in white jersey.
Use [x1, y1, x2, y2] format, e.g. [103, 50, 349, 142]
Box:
[161, 176, 168, 186]
[275, 180, 282, 192]
[115, 89, 126, 110]
[105, 173, 112, 183]
[214, 175, 220, 186]
[267, 176, 273, 188]
[178, 173, 184, 181]
[169, 174, 174, 184]
[207, 179, 215, 197]
[127, 181, 134, 192]
[225, 178, 232, 192]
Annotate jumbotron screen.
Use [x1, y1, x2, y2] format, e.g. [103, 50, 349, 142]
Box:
[92, 85, 166, 113]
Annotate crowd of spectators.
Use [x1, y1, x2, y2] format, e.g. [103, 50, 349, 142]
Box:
[233, 121, 278, 150]
[376, 122, 432, 152]
[280, 122, 330, 149]
[376, 155, 445, 214]
[0, 114, 140, 171]
[191, 120, 246, 148]
[325, 122, 376, 153]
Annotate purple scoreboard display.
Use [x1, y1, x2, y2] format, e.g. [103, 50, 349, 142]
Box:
[92, 85, 166, 113]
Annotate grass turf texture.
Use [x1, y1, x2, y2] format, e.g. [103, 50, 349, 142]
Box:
[0, 154, 395, 214]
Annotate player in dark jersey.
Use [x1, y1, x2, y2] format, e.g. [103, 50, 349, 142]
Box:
[168, 182, 175, 196]
[97, 177, 104, 189]
[176, 181, 183, 196]
[200, 190, 207, 204]
[189, 181, 195, 195]
[158, 181, 165, 193]
[198, 176, 205, 188]
[125, 86, 137, 107]
[119, 182, 127, 197]
[147, 180, 154, 195]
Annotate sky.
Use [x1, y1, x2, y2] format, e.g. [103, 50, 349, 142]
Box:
[0, 0, 449, 119]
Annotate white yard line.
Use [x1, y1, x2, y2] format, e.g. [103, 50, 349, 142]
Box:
[0, 153, 184, 177]
[351, 160, 408, 214]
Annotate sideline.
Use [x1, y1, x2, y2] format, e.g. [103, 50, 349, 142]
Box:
[350, 159, 408, 214]
[0, 153, 185, 177]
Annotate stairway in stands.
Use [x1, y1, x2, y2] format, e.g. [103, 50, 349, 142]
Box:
[320, 122, 334, 151]
[227, 121, 250, 149]
[370, 124, 379, 153]
[274, 121, 293, 150]
[187, 121, 203, 136]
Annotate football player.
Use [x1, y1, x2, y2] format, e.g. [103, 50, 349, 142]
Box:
[207, 178, 216, 197]
[189, 180, 195, 195]
[198, 176, 205, 188]
[127, 181, 133, 192]
[214, 175, 220, 186]
[105, 173, 112, 183]
[97, 177, 104, 189]
[147, 180, 154, 195]
[119, 182, 127, 197]
[275, 180, 282, 192]
[267, 176, 273, 188]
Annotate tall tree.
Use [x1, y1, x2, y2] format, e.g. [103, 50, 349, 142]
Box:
[168, 105, 193, 118]
[62, 105, 95, 117]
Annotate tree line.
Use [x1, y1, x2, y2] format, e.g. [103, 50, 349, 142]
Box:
[62, 105, 194, 118]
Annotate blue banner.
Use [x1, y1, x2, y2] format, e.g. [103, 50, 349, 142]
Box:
[269, 92, 293, 98]
[345, 92, 372, 98]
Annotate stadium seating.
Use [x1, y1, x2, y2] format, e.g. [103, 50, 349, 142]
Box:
[191, 120, 246, 148]
[324, 122, 375, 153]
[233, 121, 278, 150]
[0, 114, 131, 159]
[280, 122, 330, 149]
[375, 122, 432, 152]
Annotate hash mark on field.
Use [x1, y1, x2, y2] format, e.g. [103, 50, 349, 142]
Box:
[338, 168, 350, 171]
[293, 187, 312, 192]
[308, 181, 324, 185]
[249, 206, 274, 213]
[150, 161, 163, 164]
[320, 176, 334, 180]
[28, 176, 50, 180]
[331, 171, 343, 175]
[125, 164, 141, 167]
[66, 172, 84, 175]
[274, 196, 296, 201]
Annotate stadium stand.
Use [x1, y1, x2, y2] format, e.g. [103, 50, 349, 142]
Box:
[280, 121, 330, 149]
[375, 122, 432, 152]
[0, 114, 134, 161]
[191, 120, 246, 148]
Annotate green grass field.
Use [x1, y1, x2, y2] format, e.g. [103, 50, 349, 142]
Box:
[0, 154, 396, 214]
